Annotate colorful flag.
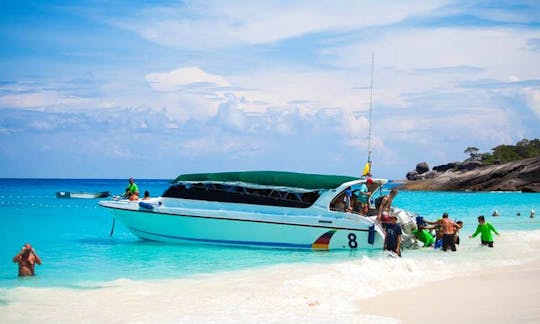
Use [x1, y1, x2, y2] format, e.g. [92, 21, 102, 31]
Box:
[362, 162, 371, 176]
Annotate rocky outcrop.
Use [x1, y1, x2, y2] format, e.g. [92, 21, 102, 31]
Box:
[456, 161, 483, 171]
[399, 156, 540, 192]
[432, 162, 459, 172]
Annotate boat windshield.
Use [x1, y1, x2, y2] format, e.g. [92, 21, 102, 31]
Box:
[162, 182, 321, 208]
[330, 181, 384, 215]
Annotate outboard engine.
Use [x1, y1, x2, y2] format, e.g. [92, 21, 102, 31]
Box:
[392, 208, 417, 234]
[392, 208, 420, 249]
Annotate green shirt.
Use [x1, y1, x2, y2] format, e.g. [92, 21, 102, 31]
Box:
[412, 229, 435, 247]
[472, 222, 499, 242]
[126, 183, 139, 195]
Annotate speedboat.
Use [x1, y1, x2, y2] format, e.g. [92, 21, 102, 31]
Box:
[99, 171, 416, 250]
[57, 191, 110, 199]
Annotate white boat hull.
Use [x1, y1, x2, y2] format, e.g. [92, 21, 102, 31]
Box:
[57, 191, 110, 199]
[101, 199, 384, 250]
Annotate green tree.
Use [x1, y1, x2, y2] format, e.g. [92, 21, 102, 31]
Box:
[466, 138, 540, 165]
[464, 146, 480, 161]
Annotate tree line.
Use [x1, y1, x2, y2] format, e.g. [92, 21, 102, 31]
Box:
[464, 138, 540, 164]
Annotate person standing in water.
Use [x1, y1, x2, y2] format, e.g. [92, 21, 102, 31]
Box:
[470, 215, 500, 248]
[13, 243, 42, 277]
[433, 213, 461, 252]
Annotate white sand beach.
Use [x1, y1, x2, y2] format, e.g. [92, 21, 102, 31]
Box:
[2, 259, 540, 323]
[359, 260, 540, 323]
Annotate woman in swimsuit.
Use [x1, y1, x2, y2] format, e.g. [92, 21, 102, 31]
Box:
[13, 243, 42, 277]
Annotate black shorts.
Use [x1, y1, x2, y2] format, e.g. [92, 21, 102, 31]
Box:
[442, 233, 456, 251]
[481, 240, 494, 248]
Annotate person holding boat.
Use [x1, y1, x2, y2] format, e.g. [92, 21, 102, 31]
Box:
[384, 215, 402, 257]
[125, 177, 139, 200]
[376, 188, 398, 228]
[13, 243, 42, 277]
[432, 212, 461, 252]
[412, 217, 435, 247]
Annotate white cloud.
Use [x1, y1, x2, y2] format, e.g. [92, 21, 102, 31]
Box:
[145, 67, 231, 91]
[0, 91, 88, 110]
[119, 1, 446, 49]
[329, 27, 540, 78]
[525, 88, 540, 119]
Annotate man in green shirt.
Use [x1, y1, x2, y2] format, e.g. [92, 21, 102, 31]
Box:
[125, 177, 139, 200]
[412, 226, 435, 247]
[469, 215, 500, 248]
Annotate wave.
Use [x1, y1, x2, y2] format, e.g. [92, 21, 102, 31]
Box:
[1, 229, 539, 323]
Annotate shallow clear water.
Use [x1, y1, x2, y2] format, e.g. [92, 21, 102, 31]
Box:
[1, 179, 539, 289]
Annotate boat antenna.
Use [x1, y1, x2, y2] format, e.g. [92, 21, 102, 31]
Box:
[363, 51, 375, 177]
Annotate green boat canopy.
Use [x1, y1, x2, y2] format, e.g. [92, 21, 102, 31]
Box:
[172, 171, 359, 190]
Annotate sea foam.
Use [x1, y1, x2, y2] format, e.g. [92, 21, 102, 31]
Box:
[1, 229, 539, 323]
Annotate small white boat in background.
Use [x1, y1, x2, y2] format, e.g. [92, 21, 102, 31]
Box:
[99, 171, 418, 250]
[56, 191, 110, 199]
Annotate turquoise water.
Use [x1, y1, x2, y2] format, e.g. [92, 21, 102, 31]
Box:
[1, 179, 539, 289]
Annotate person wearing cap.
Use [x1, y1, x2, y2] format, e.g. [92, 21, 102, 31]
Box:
[358, 178, 373, 214]
[384, 215, 402, 256]
[125, 177, 139, 201]
[13, 243, 42, 277]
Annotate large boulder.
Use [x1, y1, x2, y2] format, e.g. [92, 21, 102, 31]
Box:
[416, 162, 430, 174]
[433, 162, 459, 172]
[406, 170, 419, 180]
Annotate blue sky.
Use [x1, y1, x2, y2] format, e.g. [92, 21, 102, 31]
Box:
[1, 0, 539, 179]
